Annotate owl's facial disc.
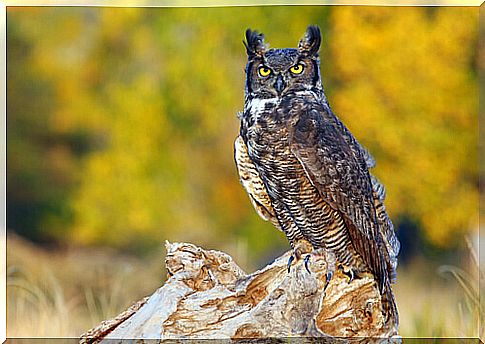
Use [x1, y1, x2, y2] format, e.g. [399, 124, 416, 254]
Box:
[244, 26, 323, 99]
[248, 48, 318, 98]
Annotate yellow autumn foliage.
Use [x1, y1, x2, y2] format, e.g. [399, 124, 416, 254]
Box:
[329, 7, 478, 246]
[7, 6, 478, 263]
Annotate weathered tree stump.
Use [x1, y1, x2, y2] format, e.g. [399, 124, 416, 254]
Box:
[80, 242, 398, 343]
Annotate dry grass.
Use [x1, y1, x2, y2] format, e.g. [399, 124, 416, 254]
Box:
[7, 234, 162, 337]
[394, 257, 480, 338]
[6, 234, 481, 338]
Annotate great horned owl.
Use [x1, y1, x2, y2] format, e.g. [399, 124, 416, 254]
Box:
[234, 26, 400, 326]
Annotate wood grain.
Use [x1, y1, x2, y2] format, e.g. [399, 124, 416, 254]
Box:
[80, 241, 398, 343]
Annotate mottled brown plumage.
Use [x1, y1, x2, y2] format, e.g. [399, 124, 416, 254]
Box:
[235, 26, 400, 328]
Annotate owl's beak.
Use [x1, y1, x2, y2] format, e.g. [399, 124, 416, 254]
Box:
[274, 75, 286, 95]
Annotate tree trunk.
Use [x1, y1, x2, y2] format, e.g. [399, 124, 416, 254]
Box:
[80, 242, 398, 343]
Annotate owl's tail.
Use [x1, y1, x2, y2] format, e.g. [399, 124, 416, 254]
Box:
[381, 280, 399, 332]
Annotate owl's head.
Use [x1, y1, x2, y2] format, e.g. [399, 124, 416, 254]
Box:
[243, 25, 322, 99]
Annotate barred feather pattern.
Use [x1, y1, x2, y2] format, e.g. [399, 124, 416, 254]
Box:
[239, 94, 369, 271]
[237, 90, 399, 326]
[316, 94, 400, 283]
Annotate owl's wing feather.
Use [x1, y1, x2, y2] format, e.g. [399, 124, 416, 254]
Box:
[371, 175, 386, 201]
[234, 135, 281, 228]
[331, 118, 376, 170]
[374, 192, 399, 283]
[328, 112, 400, 279]
[288, 104, 390, 291]
[324, 109, 400, 280]
[314, 101, 399, 282]
[371, 174, 400, 268]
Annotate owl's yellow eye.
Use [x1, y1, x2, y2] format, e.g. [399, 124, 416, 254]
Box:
[290, 63, 304, 75]
[258, 66, 272, 77]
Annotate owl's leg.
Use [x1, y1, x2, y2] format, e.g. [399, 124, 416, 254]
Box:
[287, 239, 313, 273]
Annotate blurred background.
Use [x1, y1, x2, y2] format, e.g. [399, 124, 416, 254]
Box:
[6, 5, 481, 338]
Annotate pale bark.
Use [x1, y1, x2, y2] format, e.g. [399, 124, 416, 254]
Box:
[80, 242, 398, 343]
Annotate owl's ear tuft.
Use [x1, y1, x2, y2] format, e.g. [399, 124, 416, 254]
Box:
[298, 25, 321, 57]
[244, 28, 266, 58]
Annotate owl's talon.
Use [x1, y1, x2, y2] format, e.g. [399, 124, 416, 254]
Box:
[324, 271, 333, 291]
[304, 254, 312, 273]
[287, 255, 295, 273]
[344, 269, 355, 283]
[323, 250, 336, 291]
[338, 265, 358, 283]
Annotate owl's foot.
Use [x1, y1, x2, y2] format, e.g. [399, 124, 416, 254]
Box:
[338, 265, 366, 284]
[301, 249, 336, 291]
[338, 265, 357, 283]
[287, 239, 313, 273]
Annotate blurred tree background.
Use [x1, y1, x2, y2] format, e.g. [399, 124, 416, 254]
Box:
[7, 6, 478, 268]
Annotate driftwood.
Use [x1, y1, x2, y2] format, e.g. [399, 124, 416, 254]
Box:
[80, 242, 398, 343]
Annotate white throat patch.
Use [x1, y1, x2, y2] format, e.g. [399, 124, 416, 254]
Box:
[247, 97, 280, 114]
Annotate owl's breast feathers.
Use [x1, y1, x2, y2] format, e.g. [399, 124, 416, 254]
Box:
[234, 135, 279, 228]
[236, 92, 399, 289]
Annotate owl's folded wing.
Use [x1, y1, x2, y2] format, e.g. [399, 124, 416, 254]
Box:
[234, 135, 281, 229]
[326, 109, 400, 281]
[288, 106, 390, 291]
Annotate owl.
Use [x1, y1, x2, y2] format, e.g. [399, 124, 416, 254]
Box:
[234, 26, 400, 327]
